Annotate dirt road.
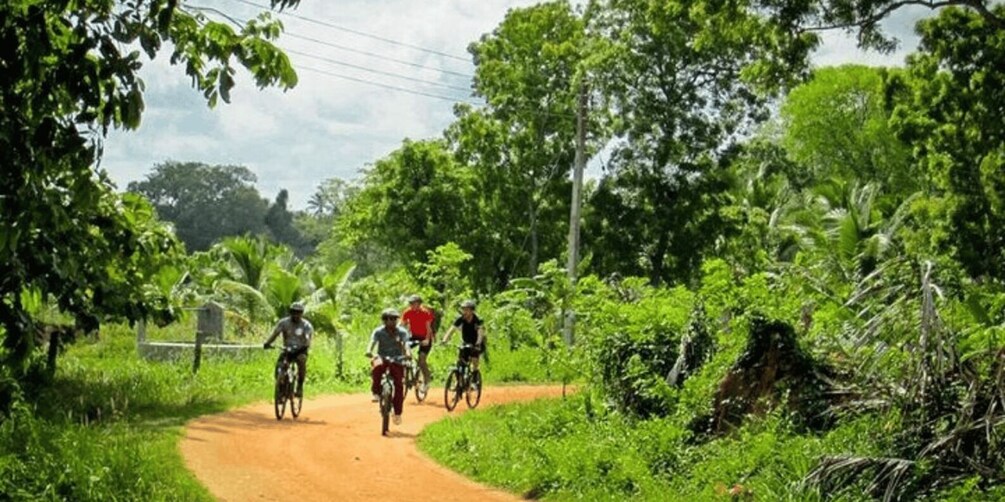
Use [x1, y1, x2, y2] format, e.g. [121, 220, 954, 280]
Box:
[181, 385, 565, 501]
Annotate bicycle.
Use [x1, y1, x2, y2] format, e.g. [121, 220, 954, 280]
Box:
[272, 346, 304, 421]
[444, 343, 482, 412]
[367, 353, 408, 436]
[403, 340, 429, 403]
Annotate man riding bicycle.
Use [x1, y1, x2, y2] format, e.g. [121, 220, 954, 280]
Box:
[263, 302, 313, 398]
[400, 294, 434, 393]
[367, 308, 412, 425]
[440, 299, 485, 376]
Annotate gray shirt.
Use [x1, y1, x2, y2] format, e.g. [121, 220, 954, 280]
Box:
[270, 317, 314, 348]
[370, 325, 410, 359]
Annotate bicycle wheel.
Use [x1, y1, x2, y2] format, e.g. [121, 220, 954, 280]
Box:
[402, 365, 413, 400]
[289, 361, 303, 419]
[273, 369, 287, 420]
[380, 382, 393, 436]
[414, 370, 428, 403]
[465, 369, 482, 409]
[444, 369, 462, 411]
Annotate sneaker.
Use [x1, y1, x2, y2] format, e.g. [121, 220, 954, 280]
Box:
[392, 414, 402, 425]
[420, 382, 428, 394]
[371, 394, 380, 402]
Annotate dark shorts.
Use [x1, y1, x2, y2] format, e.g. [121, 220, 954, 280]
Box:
[277, 346, 308, 367]
[459, 345, 482, 361]
[409, 338, 432, 355]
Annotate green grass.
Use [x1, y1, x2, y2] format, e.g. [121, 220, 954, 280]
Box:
[0, 322, 553, 501]
[417, 393, 922, 501]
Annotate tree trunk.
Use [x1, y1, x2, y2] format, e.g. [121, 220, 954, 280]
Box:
[528, 194, 539, 277]
[47, 330, 60, 377]
[649, 233, 669, 286]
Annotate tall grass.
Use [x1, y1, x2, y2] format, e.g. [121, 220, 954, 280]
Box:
[0, 320, 551, 501]
[418, 394, 905, 501]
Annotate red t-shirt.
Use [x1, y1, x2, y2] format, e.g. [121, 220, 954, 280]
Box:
[402, 307, 435, 338]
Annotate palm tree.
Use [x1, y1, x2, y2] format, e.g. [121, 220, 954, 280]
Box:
[307, 261, 356, 376]
[212, 236, 308, 330]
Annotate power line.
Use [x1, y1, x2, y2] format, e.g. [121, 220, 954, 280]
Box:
[286, 48, 473, 94]
[191, 3, 575, 119]
[297, 65, 480, 104]
[229, 0, 471, 62]
[283, 31, 474, 79]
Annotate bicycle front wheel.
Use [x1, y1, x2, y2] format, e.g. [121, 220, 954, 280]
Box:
[274, 375, 287, 420]
[289, 362, 303, 419]
[444, 369, 462, 411]
[465, 370, 482, 409]
[415, 371, 428, 403]
[380, 391, 393, 435]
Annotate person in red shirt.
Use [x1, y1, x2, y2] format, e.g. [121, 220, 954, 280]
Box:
[400, 294, 435, 392]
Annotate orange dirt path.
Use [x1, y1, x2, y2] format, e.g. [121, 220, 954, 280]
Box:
[181, 385, 566, 501]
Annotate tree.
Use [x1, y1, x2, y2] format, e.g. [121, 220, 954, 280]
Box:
[306, 177, 357, 218]
[781, 65, 916, 196]
[585, 0, 784, 285]
[888, 5, 1005, 282]
[0, 0, 298, 377]
[265, 189, 307, 254]
[128, 161, 269, 251]
[335, 139, 477, 273]
[458, 0, 590, 277]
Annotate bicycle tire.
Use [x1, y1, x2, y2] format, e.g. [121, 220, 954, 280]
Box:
[289, 361, 303, 418]
[403, 366, 413, 400]
[444, 369, 462, 411]
[415, 370, 428, 403]
[465, 370, 482, 409]
[274, 368, 287, 420]
[380, 387, 393, 435]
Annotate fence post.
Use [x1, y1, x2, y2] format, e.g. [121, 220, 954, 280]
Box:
[336, 331, 344, 377]
[193, 332, 204, 374]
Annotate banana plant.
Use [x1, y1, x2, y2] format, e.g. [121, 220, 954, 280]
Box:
[307, 260, 356, 376]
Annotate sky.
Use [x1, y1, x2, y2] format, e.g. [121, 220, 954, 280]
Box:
[101, 0, 932, 209]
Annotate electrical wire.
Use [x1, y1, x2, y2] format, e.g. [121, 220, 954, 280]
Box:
[229, 0, 471, 62]
[286, 48, 472, 94]
[296, 65, 480, 104]
[283, 31, 474, 79]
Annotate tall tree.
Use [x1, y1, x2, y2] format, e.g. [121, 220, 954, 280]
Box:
[888, 5, 1005, 282]
[458, 0, 590, 278]
[781, 65, 915, 195]
[265, 188, 307, 254]
[0, 0, 298, 376]
[128, 161, 269, 251]
[586, 0, 787, 285]
[335, 139, 477, 274]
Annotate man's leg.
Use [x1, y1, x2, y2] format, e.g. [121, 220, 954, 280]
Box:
[370, 360, 384, 397]
[418, 343, 431, 384]
[295, 352, 308, 397]
[274, 352, 285, 377]
[390, 362, 405, 416]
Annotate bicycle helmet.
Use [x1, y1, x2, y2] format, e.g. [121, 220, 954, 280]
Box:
[289, 302, 306, 313]
[381, 308, 400, 320]
[407, 294, 422, 304]
[460, 299, 476, 310]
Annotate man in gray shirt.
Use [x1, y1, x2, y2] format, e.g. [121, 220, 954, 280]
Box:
[264, 302, 314, 397]
[367, 308, 412, 425]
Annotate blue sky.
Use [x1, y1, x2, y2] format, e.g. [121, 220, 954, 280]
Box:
[101, 0, 930, 209]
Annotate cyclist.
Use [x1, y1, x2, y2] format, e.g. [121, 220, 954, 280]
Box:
[400, 294, 434, 392]
[263, 302, 313, 398]
[440, 299, 485, 377]
[367, 308, 412, 425]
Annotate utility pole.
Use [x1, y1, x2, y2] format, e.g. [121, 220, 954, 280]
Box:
[563, 80, 587, 347]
